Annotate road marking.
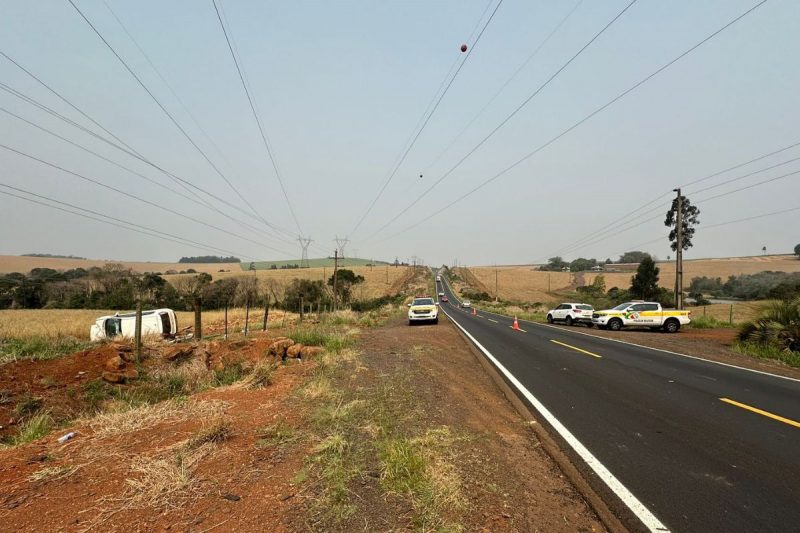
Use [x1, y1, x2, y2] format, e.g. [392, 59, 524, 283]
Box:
[551, 339, 602, 359]
[508, 326, 527, 333]
[487, 318, 499, 323]
[440, 306, 669, 532]
[720, 398, 800, 429]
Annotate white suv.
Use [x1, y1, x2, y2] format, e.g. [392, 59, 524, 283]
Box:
[546, 303, 594, 327]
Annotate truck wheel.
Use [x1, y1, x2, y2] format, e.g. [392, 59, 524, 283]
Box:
[585, 322, 594, 328]
[546, 314, 554, 324]
[565, 316, 574, 326]
[433, 317, 439, 325]
[663, 319, 680, 333]
[608, 318, 623, 331]
[408, 320, 414, 326]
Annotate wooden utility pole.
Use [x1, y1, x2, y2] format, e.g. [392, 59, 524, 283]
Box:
[224, 304, 228, 340]
[300, 295, 304, 321]
[332, 250, 339, 311]
[674, 188, 684, 310]
[193, 296, 202, 340]
[134, 299, 142, 362]
[495, 266, 498, 302]
[262, 295, 270, 331]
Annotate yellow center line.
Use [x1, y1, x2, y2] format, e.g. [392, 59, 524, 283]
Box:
[550, 339, 602, 359]
[719, 398, 800, 429]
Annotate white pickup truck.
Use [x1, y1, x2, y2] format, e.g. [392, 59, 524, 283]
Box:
[591, 301, 691, 333]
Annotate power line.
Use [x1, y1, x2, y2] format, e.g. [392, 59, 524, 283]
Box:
[423, 0, 585, 174]
[349, 0, 506, 237]
[364, 0, 639, 241]
[0, 142, 294, 256]
[557, 167, 800, 259]
[0, 184, 257, 260]
[100, 0, 239, 178]
[0, 79, 296, 246]
[66, 0, 274, 231]
[378, 0, 768, 243]
[546, 146, 800, 260]
[211, 0, 304, 236]
[0, 50, 141, 159]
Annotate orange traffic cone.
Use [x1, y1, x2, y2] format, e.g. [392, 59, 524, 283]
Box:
[512, 316, 521, 331]
[472, 307, 477, 316]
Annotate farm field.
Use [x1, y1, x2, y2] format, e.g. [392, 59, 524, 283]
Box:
[467, 255, 800, 304]
[164, 264, 414, 300]
[0, 307, 299, 342]
[0, 254, 241, 275]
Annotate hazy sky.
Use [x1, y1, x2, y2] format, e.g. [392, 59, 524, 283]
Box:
[1, 0, 798, 266]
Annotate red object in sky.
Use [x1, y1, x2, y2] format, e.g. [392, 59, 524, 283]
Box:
[460, 44, 468, 53]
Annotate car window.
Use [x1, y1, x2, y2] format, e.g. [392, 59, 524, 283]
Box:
[630, 304, 647, 311]
[412, 298, 434, 306]
[577, 304, 593, 310]
[612, 302, 632, 311]
[557, 304, 568, 310]
[641, 304, 659, 311]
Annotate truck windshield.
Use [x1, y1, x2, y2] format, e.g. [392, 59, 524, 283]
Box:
[612, 302, 632, 311]
[412, 298, 434, 306]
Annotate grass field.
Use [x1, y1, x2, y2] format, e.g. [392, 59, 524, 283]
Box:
[247, 257, 389, 269]
[467, 255, 800, 304]
[0, 307, 299, 342]
[0, 255, 241, 275]
[0, 255, 391, 274]
[165, 265, 413, 300]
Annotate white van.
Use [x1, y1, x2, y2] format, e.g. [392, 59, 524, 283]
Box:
[90, 308, 178, 341]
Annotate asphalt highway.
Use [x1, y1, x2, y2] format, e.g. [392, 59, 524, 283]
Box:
[435, 275, 799, 533]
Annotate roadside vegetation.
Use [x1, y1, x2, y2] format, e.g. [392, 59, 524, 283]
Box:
[736, 297, 800, 367]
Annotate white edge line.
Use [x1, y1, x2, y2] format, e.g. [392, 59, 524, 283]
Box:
[441, 305, 669, 533]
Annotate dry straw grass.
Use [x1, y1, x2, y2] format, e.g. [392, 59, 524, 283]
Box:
[0, 254, 239, 275]
[469, 255, 800, 303]
[84, 399, 228, 438]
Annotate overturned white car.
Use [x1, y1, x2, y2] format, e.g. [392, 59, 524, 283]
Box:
[90, 308, 178, 341]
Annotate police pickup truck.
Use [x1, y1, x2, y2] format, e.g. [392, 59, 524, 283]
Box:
[591, 301, 691, 333]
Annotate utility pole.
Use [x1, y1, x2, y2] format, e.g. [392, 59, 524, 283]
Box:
[332, 249, 339, 311]
[674, 188, 684, 310]
[495, 265, 498, 302]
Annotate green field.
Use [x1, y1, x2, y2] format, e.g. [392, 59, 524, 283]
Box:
[242, 257, 390, 270]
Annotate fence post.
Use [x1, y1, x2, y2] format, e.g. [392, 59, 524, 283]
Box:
[224, 304, 228, 340]
[729, 304, 734, 325]
[134, 300, 142, 362]
[300, 296, 304, 322]
[263, 295, 270, 331]
[703, 306, 706, 316]
[194, 296, 202, 340]
[244, 298, 250, 336]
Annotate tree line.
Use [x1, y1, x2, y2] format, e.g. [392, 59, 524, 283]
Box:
[0, 264, 375, 312]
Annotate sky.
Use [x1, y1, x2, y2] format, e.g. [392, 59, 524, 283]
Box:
[1, 0, 798, 267]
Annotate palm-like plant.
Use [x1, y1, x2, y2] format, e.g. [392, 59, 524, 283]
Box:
[738, 297, 800, 352]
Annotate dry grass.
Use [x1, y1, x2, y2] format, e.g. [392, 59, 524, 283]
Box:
[84, 399, 228, 438]
[164, 265, 410, 300]
[124, 443, 213, 510]
[0, 254, 239, 274]
[28, 464, 79, 483]
[469, 255, 800, 303]
[0, 307, 298, 341]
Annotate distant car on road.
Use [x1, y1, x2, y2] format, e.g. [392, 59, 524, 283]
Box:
[546, 303, 594, 327]
[407, 297, 439, 325]
[438, 292, 445, 297]
[441, 296, 448, 302]
[460, 300, 471, 309]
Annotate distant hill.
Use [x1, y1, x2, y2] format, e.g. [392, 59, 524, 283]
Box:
[243, 257, 389, 270]
[22, 253, 86, 259]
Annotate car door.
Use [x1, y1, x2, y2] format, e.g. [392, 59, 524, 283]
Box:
[629, 304, 655, 325]
[553, 304, 568, 321]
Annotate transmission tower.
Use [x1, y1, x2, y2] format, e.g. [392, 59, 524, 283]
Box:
[334, 236, 350, 263]
[297, 237, 313, 268]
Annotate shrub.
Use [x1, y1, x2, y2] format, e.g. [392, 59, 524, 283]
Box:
[737, 297, 800, 356]
[14, 412, 54, 444]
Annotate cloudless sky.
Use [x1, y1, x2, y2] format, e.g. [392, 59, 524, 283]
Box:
[1, 0, 798, 266]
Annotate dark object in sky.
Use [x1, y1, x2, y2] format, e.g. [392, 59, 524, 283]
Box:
[460, 44, 468, 53]
[419, 174, 423, 178]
